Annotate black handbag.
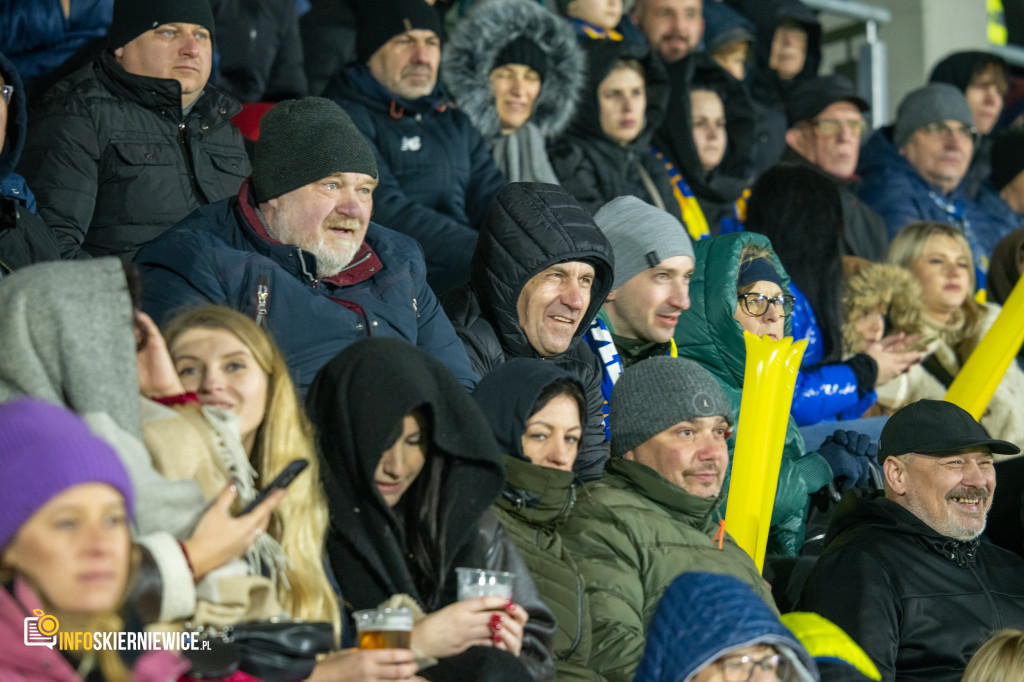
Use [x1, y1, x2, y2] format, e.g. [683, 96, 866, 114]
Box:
[186, 620, 334, 682]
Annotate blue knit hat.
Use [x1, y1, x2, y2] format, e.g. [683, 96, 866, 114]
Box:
[0, 399, 135, 551]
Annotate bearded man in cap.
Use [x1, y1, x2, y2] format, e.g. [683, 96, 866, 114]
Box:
[561, 356, 774, 682]
[800, 399, 1024, 682]
[136, 97, 476, 395]
[18, 0, 250, 261]
[323, 0, 505, 295]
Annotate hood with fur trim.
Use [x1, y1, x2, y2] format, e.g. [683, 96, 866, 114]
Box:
[841, 263, 924, 355]
[0, 51, 27, 181]
[441, 0, 584, 140]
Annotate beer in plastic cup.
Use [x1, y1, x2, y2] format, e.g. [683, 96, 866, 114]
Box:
[354, 608, 413, 650]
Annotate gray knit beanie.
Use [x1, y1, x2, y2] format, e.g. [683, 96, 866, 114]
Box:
[252, 98, 379, 203]
[594, 196, 695, 291]
[611, 356, 732, 458]
[893, 83, 974, 149]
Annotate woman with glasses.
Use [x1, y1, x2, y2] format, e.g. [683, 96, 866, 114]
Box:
[745, 165, 923, 440]
[674, 231, 836, 560]
[634, 572, 817, 682]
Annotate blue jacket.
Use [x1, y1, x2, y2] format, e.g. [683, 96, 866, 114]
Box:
[325, 64, 506, 295]
[135, 182, 478, 396]
[857, 126, 1017, 289]
[789, 283, 876, 426]
[635, 571, 817, 682]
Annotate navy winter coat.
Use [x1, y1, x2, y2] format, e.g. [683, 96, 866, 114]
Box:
[325, 64, 506, 294]
[135, 182, 477, 395]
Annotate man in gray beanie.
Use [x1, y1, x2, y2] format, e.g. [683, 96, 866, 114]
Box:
[562, 356, 774, 682]
[583, 196, 696, 437]
[857, 82, 1018, 286]
[136, 96, 477, 395]
[19, 0, 250, 260]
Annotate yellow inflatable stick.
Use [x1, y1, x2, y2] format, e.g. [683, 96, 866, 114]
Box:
[726, 331, 807, 572]
[946, 275, 1024, 420]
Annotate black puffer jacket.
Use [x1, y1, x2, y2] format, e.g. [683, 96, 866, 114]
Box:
[325, 64, 506, 295]
[652, 51, 757, 234]
[0, 51, 59, 277]
[210, 0, 308, 102]
[548, 40, 678, 220]
[800, 492, 1024, 682]
[442, 183, 614, 482]
[18, 51, 249, 260]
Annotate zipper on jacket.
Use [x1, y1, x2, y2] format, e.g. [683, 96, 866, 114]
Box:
[563, 571, 585, 659]
[255, 276, 270, 327]
[177, 119, 206, 202]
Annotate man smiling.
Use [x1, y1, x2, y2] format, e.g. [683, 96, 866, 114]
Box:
[800, 399, 1024, 682]
[137, 97, 475, 395]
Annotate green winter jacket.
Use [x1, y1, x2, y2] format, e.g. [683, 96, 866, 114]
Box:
[561, 457, 774, 682]
[492, 456, 604, 682]
[673, 231, 833, 558]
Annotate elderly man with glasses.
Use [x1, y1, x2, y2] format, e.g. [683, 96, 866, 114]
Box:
[781, 75, 888, 262]
[857, 82, 1017, 289]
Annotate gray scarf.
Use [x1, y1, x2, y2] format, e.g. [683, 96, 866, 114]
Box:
[488, 122, 559, 185]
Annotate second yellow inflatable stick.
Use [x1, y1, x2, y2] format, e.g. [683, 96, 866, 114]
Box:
[946, 274, 1024, 420]
[726, 331, 807, 572]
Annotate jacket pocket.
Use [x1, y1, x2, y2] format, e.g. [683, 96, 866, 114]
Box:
[99, 141, 185, 227]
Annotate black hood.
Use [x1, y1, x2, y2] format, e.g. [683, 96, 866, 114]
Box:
[0, 51, 27, 180]
[929, 51, 1009, 94]
[737, 0, 822, 105]
[306, 337, 505, 609]
[473, 358, 581, 461]
[565, 39, 669, 151]
[653, 51, 757, 204]
[470, 182, 614, 359]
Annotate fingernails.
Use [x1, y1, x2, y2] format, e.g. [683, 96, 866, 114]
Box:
[493, 633, 502, 644]
[505, 600, 515, 612]
[490, 614, 503, 629]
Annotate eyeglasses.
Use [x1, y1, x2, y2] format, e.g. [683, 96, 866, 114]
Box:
[0, 85, 12, 106]
[718, 653, 787, 682]
[738, 293, 795, 317]
[920, 121, 978, 144]
[808, 118, 867, 137]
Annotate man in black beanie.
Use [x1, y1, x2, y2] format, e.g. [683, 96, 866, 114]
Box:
[17, 0, 250, 261]
[323, 0, 505, 295]
[136, 97, 477, 395]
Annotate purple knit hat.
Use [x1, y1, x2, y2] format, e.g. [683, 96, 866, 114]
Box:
[0, 399, 136, 551]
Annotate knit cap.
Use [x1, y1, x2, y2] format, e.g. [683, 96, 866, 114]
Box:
[0, 399, 135, 551]
[892, 83, 974, 149]
[252, 97, 378, 202]
[610, 356, 732, 458]
[594, 196, 695, 291]
[493, 36, 549, 82]
[356, 0, 444, 64]
[108, 0, 214, 50]
[990, 127, 1024, 192]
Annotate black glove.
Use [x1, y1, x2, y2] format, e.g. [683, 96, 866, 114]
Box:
[817, 429, 879, 491]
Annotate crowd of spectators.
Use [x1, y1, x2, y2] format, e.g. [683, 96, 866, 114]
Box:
[4, 0, 1024, 681]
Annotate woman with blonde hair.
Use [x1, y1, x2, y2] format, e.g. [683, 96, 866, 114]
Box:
[962, 629, 1024, 682]
[881, 221, 1024, 449]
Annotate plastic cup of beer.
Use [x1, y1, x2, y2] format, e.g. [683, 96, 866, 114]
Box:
[354, 608, 413, 650]
[456, 568, 515, 601]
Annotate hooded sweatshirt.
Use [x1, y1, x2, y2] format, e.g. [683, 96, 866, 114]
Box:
[0, 51, 60, 276]
[672, 232, 834, 557]
[442, 182, 615, 482]
[547, 40, 680, 220]
[441, 0, 584, 184]
[635, 572, 816, 682]
[474, 359, 602, 681]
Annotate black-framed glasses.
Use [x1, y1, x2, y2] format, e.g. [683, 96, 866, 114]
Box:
[921, 121, 978, 144]
[738, 293, 795, 317]
[718, 653, 787, 681]
[0, 85, 12, 106]
[809, 117, 867, 137]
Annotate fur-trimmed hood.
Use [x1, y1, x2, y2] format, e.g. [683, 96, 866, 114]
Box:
[841, 263, 924, 355]
[441, 0, 584, 140]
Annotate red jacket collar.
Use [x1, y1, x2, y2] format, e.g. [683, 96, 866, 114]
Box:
[238, 180, 384, 286]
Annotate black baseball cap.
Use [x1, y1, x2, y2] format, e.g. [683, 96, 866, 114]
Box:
[786, 74, 869, 128]
[877, 399, 1020, 464]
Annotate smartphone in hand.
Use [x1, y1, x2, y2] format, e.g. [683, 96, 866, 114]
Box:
[239, 459, 308, 515]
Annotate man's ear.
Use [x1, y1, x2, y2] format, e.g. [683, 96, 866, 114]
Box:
[622, 449, 635, 461]
[784, 127, 803, 152]
[605, 287, 618, 303]
[884, 456, 907, 495]
[114, 47, 125, 60]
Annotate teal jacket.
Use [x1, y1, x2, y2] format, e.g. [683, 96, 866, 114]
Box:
[673, 232, 833, 557]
